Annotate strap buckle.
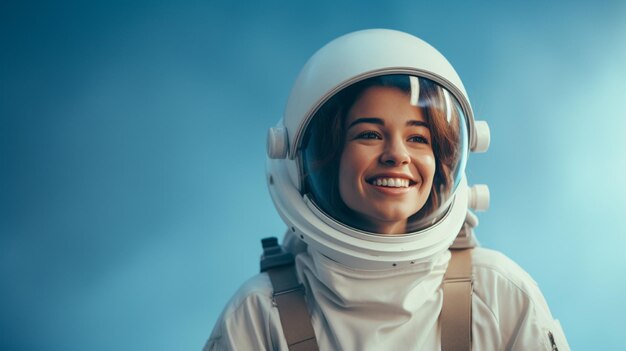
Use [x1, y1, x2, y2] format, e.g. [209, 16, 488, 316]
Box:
[273, 284, 305, 297]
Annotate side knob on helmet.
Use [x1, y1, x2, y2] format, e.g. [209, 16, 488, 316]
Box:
[468, 184, 490, 211]
[267, 126, 288, 159]
[471, 120, 490, 153]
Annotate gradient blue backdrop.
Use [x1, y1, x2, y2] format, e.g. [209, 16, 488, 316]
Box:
[2, 1, 625, 349]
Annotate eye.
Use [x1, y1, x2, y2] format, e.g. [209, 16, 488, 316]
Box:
[355, 131, 382, 140]
[408, 135, 430, 144]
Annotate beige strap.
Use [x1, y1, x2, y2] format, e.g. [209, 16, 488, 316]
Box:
[267, 265, 319, 351]
[441, 249, 473, 351]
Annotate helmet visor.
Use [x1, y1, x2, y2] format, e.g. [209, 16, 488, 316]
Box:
[301, 74, 468, 234]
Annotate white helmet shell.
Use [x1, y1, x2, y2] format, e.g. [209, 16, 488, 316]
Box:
[267, 29, 484, 270]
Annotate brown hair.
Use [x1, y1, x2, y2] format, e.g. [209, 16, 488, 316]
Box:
[301, 75, 462, 232]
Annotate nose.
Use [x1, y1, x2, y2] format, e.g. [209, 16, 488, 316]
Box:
[380, 138, 411, 166]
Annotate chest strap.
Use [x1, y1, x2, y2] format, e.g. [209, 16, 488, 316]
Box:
[261, 238, 319, 351]
[440, 248, 473, 351]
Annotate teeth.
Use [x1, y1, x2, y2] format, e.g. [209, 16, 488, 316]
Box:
[372, 178, 410, 188]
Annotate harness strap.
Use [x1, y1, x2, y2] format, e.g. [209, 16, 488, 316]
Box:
[261, 237, 319, 351]
[440, 248, 473, 351]
[267, 265, 319, 351]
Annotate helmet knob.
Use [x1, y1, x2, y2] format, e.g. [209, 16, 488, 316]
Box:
[267, 126, 289, 159]
[468, 184, 490, 211]
[472, 120, 490, 153]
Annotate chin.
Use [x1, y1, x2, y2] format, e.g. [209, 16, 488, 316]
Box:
[371, 212, 415, 225]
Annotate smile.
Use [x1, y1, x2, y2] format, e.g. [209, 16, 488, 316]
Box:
[368, 177, 413, 188]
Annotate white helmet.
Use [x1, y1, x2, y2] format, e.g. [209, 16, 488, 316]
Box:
[266, 29, 490, 270]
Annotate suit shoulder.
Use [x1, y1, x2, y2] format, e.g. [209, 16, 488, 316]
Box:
[470, 247, 554, 323]
[472, 247, 539, 294]
[206, 273, 277, 350]
[221, 272, 274, 317]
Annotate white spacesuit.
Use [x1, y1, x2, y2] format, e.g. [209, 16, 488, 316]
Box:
[205, 29, 570, 351]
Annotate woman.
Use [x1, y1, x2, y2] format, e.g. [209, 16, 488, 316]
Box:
[205, 29, 570, 350]
[302, 75, 461, 234]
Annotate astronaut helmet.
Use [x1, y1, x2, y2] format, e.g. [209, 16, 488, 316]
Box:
[266, 29, 490, 270]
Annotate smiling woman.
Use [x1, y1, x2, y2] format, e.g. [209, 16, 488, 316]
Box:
[205, 29, 570, 351]
[302, 75, 465, 234]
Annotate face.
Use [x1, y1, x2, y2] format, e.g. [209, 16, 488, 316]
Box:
[339, 86, 436, 234]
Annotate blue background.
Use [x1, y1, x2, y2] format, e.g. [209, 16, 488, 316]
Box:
[2, 1, 625, 349]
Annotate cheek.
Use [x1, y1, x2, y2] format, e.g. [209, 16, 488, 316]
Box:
[339, 146, 371, 193]
[415, 153, 437, 182]
[340, 145, 370, 176]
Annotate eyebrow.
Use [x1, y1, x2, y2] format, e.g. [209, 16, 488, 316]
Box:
[407, 120, 429, 128]
[347, 117, 429, 129]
